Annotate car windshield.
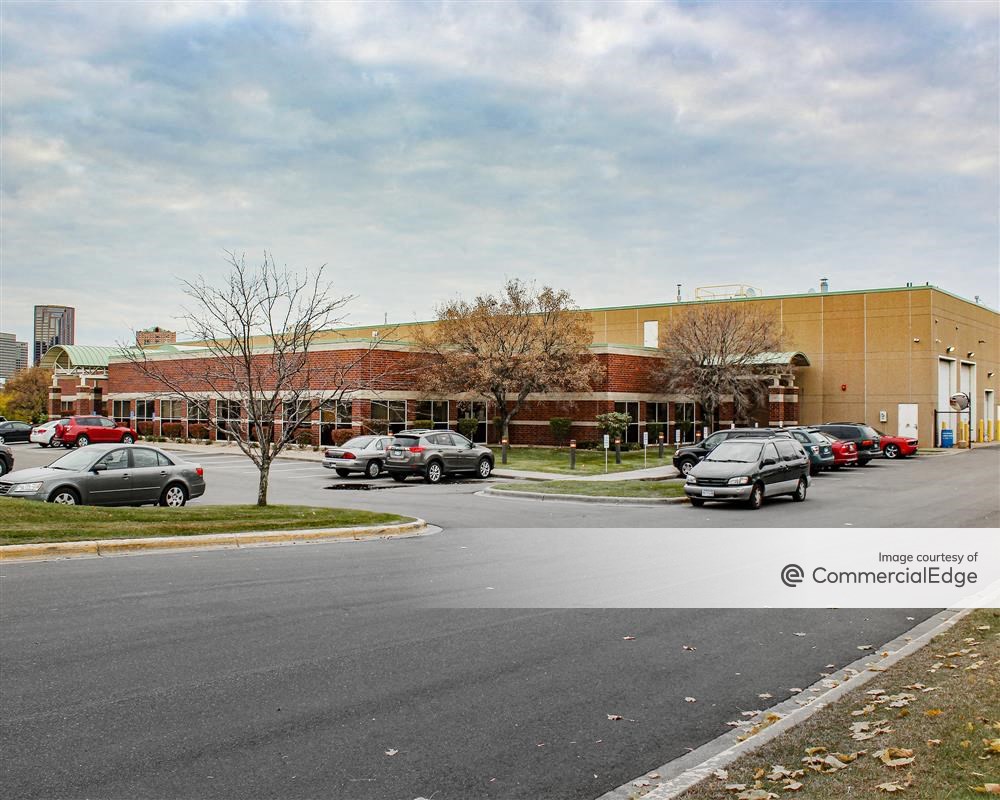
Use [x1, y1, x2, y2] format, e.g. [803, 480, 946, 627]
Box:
[47, 448, 100, 471]
[341, 436, 375, 449]
[706, 441, 763, 463]
[816, 432, 838, 443]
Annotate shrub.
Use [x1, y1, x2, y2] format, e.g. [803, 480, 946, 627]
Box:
[646, 422, 663, 442]
[549, 417, 573, 445]
[188, 423, 211, 441]
[161, 422, 183, 438]
[332, 428, 355, 446]
[137, 421, 154, 436]
[575, 440, 599, 450]
[595, 411, 631, 440]
[413, 419, 434, 430]
[457, 417, 480, 440]
[295, 428, 314, 446]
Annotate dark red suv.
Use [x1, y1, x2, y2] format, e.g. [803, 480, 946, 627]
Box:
[54, 416, 138, 448]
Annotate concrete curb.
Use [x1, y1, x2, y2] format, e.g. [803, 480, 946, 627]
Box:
[481, 487, 689, 505]
[0, 519, 429, 562]
[598, 605, 986, 800]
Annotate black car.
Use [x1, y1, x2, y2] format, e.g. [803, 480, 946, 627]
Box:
[0, 443, 12, 477]
[0, 420, 32, 444]
[684, 436, 811, 509]
[814, 423, 882, 466]
[672, 427, 792, 476]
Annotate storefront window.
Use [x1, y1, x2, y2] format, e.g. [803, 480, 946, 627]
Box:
[370, 400, 406, 434]
[415, 400, 449, 429]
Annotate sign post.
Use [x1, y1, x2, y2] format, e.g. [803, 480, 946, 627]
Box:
[643, 430, 649, 468]
[603, 433, 610, 473]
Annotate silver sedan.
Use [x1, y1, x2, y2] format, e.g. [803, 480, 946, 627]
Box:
[0, 443, 206, 507]
[323, 435, 394, 478]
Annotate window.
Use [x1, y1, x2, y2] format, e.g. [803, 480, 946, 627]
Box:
[96, 449, 129, 471]
[703, 432, 727, 450]
[160, 399, 185, 420]
[135, 400, 154, 421]
[643, 320, 659, 348]
[675, 402, 696, 443]
[319, 399, 352, 446]
[112, 400, 131, 423]
[60, 400, 74, 413]
[763, 443, 779, 462]
[156, 452, 174, 466]
[217, 400, 242, 441]
[428, 432, 453, 446]
[188, 401, 208, 423]
[776, 440, 800, 461]
[370, 400, 406, 434]
[283, 399, 312, 426]
[415, 400, 449, 429]
[646, 402, 669, 424]
[100, 418, 116, 428]
[614, 402, 640, 443]
[457, 401, 489, 443]
[131, 448, 159, 468]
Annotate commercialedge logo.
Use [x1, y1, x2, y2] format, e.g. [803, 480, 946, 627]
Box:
[781, 564, 979, 589]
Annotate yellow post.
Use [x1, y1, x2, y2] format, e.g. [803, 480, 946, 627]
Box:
[978, 419, 984, 442]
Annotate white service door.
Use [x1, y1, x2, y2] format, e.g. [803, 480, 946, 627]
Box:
[897, 403, 918, 438]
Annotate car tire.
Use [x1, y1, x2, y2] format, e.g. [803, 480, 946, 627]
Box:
[424, 460, 443, 484]
[809, 465, 820, 477]
[792, 477, 807, 502]
[476, 457, 492, 479]
[121, 434, 135, 444]
[0, 435, 5, 444]
[678, 459, 697, 476]
[159, 483, 187, 507]
[39, 442, 49, 448]
[746, 483, 764, 510]
[366, 460, 382, 479]
[49, 488, 80, 505]
[0, 460, 8, 477]
[76, 435, 90, 448]
[858, 457, 870, 466]
[689, 497, 705, 507]
[335, 468, 352, 478]
[883, 444, 899, 459]
[391, 473, 407, 482]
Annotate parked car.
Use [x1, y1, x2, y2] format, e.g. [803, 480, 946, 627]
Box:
[0, 420, 32, 444]
[873, 430, 918, 459]
[786, 427, 835, 475]
[672, 427, 793, 476]
[814, 423, 881, 465]
[324, 434, 395, 478]
[684, 436, 810, 509]
[0, 443, 205, 506]
[384, 429, 494, 483]
[53, 416, 138, 448]
[815, 431, 858, 469]
[30, 418, 70, 448]
[0, 443, 12, 477]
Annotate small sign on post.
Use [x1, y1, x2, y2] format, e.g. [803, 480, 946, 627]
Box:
[603, 433, 610, 473]
[642, 430, 649, 468]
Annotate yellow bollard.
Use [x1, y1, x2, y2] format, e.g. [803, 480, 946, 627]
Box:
[978, 419, 985, 442]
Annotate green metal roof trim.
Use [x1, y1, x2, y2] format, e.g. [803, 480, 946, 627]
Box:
[701, 351, 810, 367]
[39, 344, 135, 369]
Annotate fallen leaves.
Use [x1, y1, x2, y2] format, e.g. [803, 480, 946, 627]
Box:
[970, 784, 1000, 794]
[682, 644, 697, 651]
[606, 714, 623, 721]
[876, 781, 908, 792]
[685, 697, 697, 703]
[873, 747, 915, 768]
[384, 748, 399, 757]
[622, 635, 636, 641]
[850, 719, 894, 741]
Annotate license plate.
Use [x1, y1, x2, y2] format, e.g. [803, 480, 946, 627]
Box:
[702, 489, 715, 497]
[391, 448, 403, 456]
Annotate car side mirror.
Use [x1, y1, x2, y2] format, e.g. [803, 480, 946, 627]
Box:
[92, 463, 107, 473]
[467, 441, 475, 449]
[762, 457, 776, 467]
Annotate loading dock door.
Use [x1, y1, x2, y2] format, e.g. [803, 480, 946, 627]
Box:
[897, 403, 918, 439]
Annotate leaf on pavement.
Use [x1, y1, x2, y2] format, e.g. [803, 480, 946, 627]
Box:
[683, 644, 697, 651]
[607, 714, 623, 721]
[758, 693, 773, 699]
[384, 748, 399, 756]
[685, 697, 697, 703]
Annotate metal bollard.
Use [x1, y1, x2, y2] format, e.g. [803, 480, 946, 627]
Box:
[658, 432, 664, 459]
[501, 437, 509, 464]
[569, 439, 576, 469]
[614, 437, 622, 465]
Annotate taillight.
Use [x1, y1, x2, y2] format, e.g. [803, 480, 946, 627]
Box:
[196, 467, 204, 477]
[862, 439, 872, 447]
[342, 452, 356, 459]
[408, 446, 426, 453]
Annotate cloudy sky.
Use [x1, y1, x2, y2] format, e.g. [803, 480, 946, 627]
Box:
[2, 0, 997, 349]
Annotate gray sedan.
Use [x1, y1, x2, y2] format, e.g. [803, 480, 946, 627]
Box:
[0, 444, 206, 507]
[323, 435, 394, 478]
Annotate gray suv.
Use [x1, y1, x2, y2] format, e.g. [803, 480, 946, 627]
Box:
[684, 436, 810, 509]
[385, 430, 494, 483]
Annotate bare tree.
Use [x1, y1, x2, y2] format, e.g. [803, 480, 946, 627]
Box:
[123, 251, 388, 506]
[412, 279, 601, 444]
[654, 303, 782, 430]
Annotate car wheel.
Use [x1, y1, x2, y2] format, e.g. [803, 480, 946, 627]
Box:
[366, 460, 382, 479]
[679, 459, 696, 476]
[121, 434, 135, 444]
[0, 460, 8, 477]
[689, 497, 705, 507]
[809, 465, 820, 477]
[746, 483, 764, 510]
[159, 483, 187, 507]
[830, 465, 841, 471]
[49, 488, 80, 505]
[858, 457, 870, 466]
[39, 442, 49, 448]
[335, 468, 352, 478]
[792, 477, 807, 502]
[76, 435, 90, 448]
[391, 473, 407, 482]
[477, 457, 493, 479]
[0, 435, 5, 444]
[883, 444, 899, 459]
[424, 460, 443, 484]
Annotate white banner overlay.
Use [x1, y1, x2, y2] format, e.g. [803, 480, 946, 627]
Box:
[423, 528, 1000, 608]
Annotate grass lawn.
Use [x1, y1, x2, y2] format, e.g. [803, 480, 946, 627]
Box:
[675, 607, 1000, 800]
[489, 445, 676, 475]
[491, 479, 687, 498]
[0, 498, 410, 545]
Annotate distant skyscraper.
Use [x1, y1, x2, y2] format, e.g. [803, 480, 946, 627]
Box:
[33, 305, 75, 364]
[0, 332, 29, 382]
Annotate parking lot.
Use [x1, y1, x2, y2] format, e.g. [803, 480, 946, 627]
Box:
[5, 440, 997, 528]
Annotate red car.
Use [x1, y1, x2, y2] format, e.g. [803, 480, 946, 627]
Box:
[54, 415, 138, 448]
[877, 432, 918, 459]
[817, 432, 858, 469]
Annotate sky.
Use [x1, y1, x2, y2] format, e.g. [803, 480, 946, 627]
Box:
[1, 0, 997, 350]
